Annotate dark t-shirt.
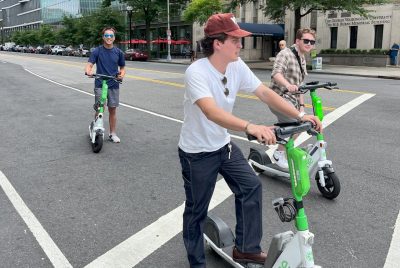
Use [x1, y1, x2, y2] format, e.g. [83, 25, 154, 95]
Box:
[88, 45, 125, 89]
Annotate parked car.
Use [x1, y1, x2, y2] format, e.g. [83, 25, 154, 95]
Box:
[23, 46, 36, 53]
[51, 45, 66, 55]
[73, 47, 90, 57]
[124, 49, 148, 61]
[63, 46, 76, 56]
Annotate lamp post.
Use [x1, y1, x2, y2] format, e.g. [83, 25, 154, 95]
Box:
[126, 5, 133, 49]
[166, 0, 171, 61]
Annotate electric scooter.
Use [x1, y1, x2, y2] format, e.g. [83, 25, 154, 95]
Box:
[204, 121, 321, 268]
[248, 81, 340, 199]
[86, 73, 122, 153]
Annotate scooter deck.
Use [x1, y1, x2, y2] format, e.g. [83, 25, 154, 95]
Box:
[204, 234, 263, 268]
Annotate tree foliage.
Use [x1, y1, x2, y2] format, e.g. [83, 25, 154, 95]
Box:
[121, 0, 188, 57]
[9, 7, 125, 48]
[182, 0, 223, 25]
[229, 0, 387, 38]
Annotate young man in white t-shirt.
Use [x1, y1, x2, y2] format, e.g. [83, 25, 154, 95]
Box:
[178, 13, 322, 268]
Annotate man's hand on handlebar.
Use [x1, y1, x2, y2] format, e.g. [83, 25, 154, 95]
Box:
[285, 84, 298, 92]
[117, 72, 124, 81]
[301, 115, 322, 132]
[246, 124, 277, 145]
[85, 71, 94, 77]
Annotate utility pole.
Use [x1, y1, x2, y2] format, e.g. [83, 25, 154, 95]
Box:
[166, 0, 171, 61]
[126, 5, 133, 49]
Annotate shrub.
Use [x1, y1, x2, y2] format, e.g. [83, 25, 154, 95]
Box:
[367, 49, 389, 55]
[319, 48, 389, 55]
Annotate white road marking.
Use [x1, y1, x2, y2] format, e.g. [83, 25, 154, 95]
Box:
[83, 94, 378, 267]
[24, 68, 183, 124]
[22, 68, 399, 268]
[384, 211, 400, 268]
[85, 179, 233, 268]
[0, 171, 72, 268]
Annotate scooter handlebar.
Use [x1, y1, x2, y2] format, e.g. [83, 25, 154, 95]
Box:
[85, 73, 123, 83]
[283, 81, 337, 95]
[246, 121, 316, 143]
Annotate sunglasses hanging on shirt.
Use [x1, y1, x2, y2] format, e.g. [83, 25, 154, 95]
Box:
[221, 76, 229, 97]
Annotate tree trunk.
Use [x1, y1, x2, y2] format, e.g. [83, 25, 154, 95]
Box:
[294, 7, 301, 41]
[146, 19, 151, 59]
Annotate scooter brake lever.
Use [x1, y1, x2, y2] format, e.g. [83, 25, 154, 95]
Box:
[307, 128, 319, 136]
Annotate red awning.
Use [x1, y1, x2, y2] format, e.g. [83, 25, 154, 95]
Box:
[174, 39, 191, 45]
[120, 39, 147, 44]
[151, 38, 177, 45]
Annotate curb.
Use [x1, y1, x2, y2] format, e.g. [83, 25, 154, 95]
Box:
[148, 60, 400, 80]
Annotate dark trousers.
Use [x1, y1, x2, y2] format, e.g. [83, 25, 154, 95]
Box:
[178, 142, 263, 268]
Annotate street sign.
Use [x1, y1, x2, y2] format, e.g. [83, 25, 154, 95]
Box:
[167, 30, 171, 36]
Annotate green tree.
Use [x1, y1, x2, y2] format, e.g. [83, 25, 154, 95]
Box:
[182, 0, 223, 25]
[25, 30, 40, 46]
[73, 7, 125, 48]
[39, 24, 57, 45]
[229, 0, 387, 39]
[102, 0, 112, 8]
[10, 31, 22, 44]
[90, 7, 125, 45]
[121, 0, 187, 58]
[59, 15, 79, 46]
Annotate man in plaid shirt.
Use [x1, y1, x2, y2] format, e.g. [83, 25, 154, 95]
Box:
[269, 28, 316, 169]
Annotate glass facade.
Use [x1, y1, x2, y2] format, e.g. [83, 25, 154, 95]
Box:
[41, 0, 101, 24]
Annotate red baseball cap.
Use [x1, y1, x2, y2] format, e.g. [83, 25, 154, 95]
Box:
[204, 13, 251, 38]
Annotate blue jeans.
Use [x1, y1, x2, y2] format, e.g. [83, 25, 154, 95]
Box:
[178, 142, 263, 268]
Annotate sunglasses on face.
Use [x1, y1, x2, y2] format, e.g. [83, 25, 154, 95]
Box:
[302, 39, 315, 45]
[221, 76, 229, 97]
[104, 34, 114, 38]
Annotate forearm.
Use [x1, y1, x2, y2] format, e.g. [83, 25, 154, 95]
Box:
[273, 73, 291, 88]
[119, 66, 126, 76]
[85, 63, 93, 74]
[205, 106, 249, 132]
[196, 98, 249, 132]
[256, 86, 300, 119]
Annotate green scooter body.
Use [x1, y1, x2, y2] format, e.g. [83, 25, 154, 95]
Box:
[286, 139, 311, 231]
[99, 80, 108, 113]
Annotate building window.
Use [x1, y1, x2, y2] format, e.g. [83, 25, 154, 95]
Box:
[253, 36, 257, 49]
[327, 12, 337, 19]
[374, 25, 383, 49]
[349, 26, 358, 49]
[241, 5, 246, 23]
[252, 0, 258, 23]
[310, 10, 317, 30]
[341, 12, 351, 18]
[330, 27, 337, 49]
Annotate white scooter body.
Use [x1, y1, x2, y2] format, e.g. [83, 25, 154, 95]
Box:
[204, 215, 321, 268]
[89, 113, 105, 143]
[248, 140, 331, 186]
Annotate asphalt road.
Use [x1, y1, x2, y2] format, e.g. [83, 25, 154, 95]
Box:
[0, 52, 399, 268]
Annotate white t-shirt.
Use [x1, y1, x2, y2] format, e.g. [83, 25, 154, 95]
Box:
[178, 58, 262, 153]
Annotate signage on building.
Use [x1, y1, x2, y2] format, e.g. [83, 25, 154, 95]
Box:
[326, 15, 392, 27]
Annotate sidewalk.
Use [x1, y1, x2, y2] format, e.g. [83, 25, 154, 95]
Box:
[151, 58, 400, 80]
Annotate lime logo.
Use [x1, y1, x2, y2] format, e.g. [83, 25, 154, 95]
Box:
[307, 156, 313, 167]
[306, 251, 314, 262]
[279, 260, 290, 268]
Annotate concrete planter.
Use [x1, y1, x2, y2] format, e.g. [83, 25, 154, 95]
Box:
[319, 54, 389, 67]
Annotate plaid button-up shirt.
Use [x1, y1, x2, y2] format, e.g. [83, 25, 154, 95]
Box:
[270, 45, 307, 109]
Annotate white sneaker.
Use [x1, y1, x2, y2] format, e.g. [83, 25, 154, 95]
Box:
[108, 134, 120, 143]
[273, 150, 288, 169]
